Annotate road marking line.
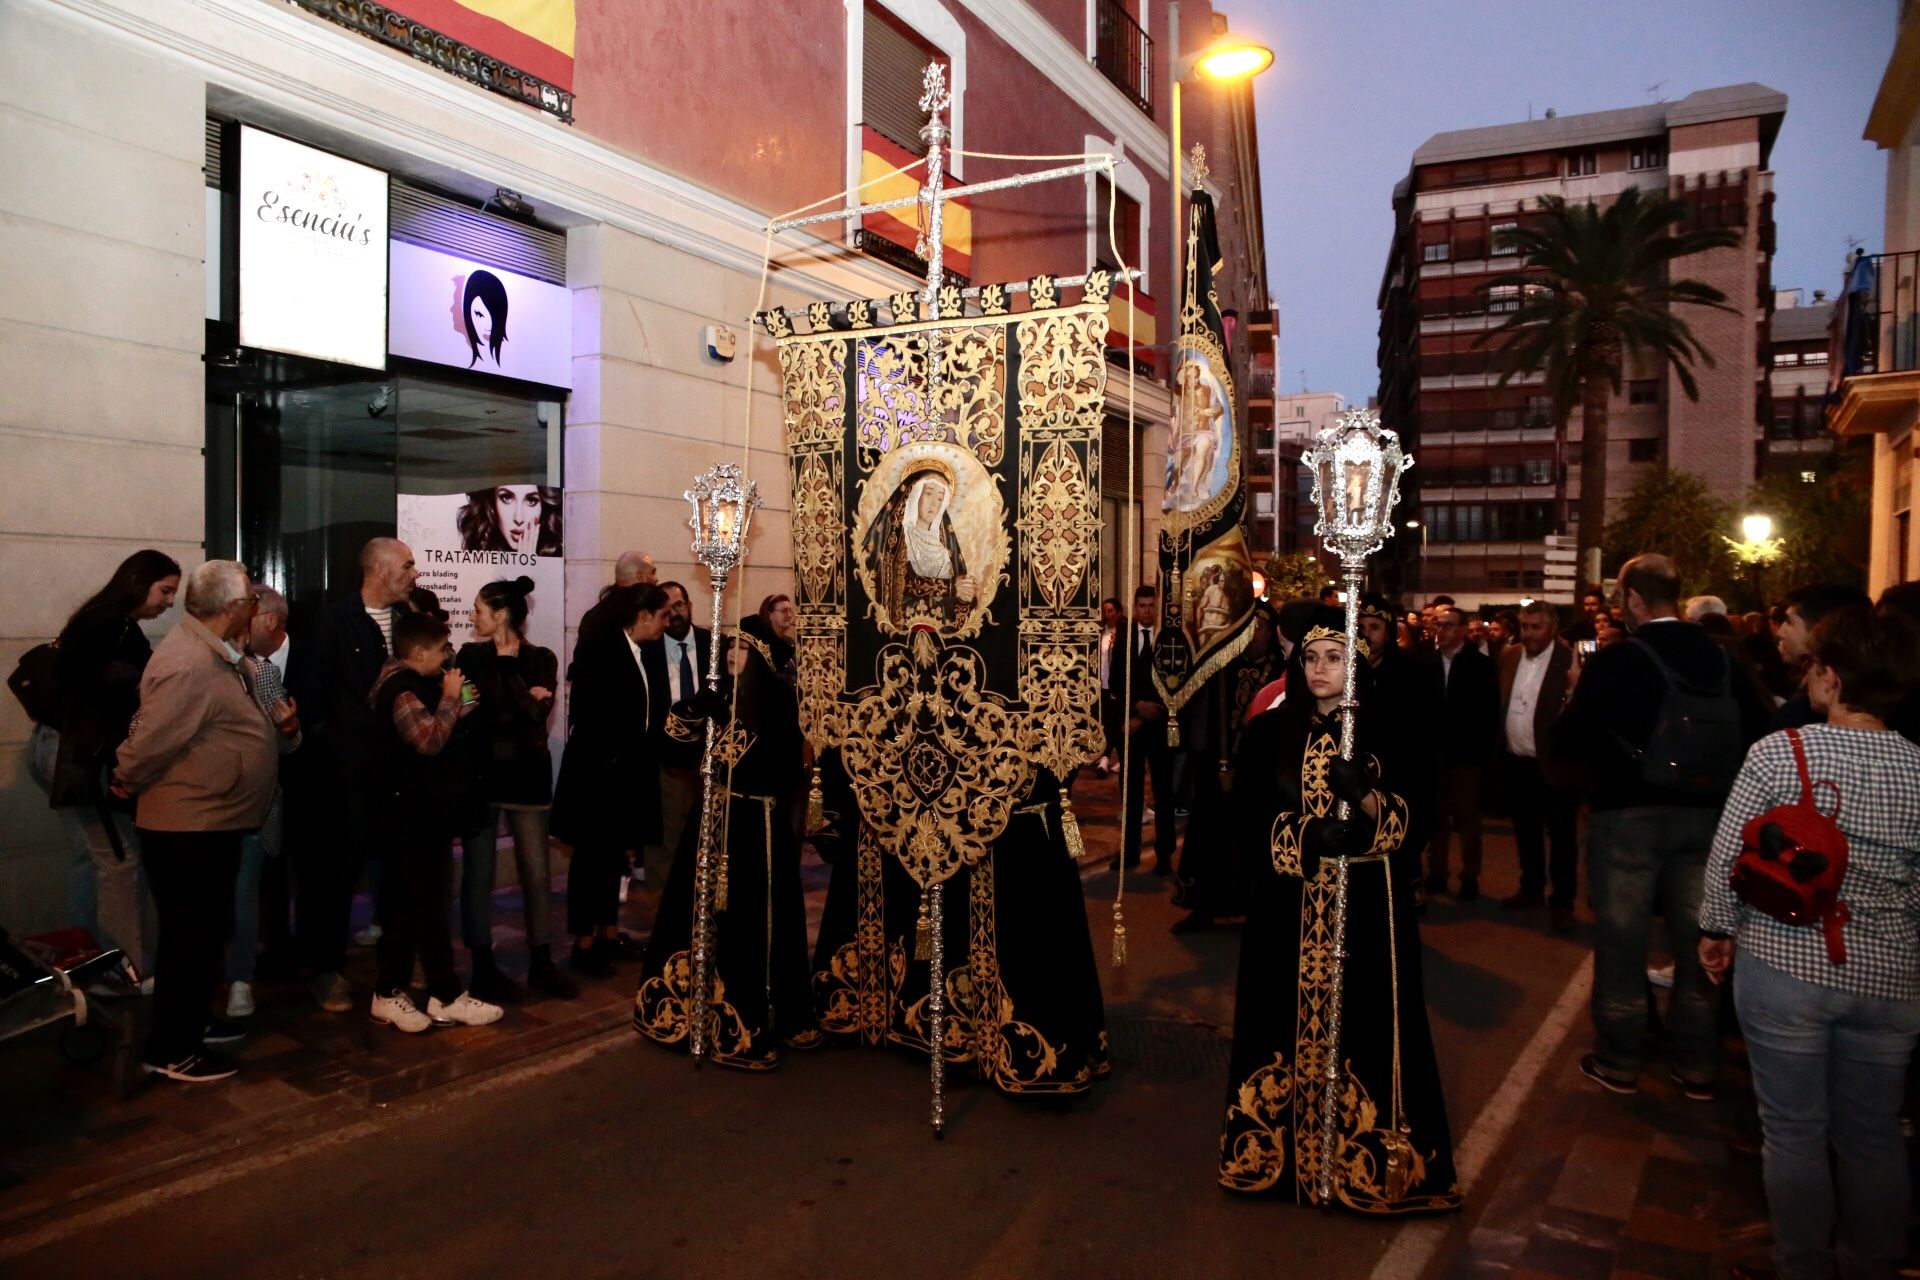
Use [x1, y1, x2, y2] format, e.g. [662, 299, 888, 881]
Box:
[1367, 953, 1594, 1280]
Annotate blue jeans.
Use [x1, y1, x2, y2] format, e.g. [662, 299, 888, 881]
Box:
[1734, 951, 1920, 1280]
[227, 831, 268, 984]
[1587, 806, 1720, 1081]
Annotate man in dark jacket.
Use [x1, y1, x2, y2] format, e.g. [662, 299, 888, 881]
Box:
[1424, 605, 1499, 900]
[1497, 600, 1578, 929]
[287, 537, 416, 1013]
[641, 581, 713, 886]
[1555, 553, 1770, 1099]
[1116, 585, 1176, 876]
[1360, 593, 1437, 861]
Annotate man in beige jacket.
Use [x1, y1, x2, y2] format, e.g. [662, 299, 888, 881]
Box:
[115, 560, 283, 1083]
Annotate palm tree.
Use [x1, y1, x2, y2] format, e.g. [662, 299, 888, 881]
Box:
[1479, 187, 1741, 582]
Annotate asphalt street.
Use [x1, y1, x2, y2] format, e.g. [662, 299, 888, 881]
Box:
[7, 821, 1592, 1280]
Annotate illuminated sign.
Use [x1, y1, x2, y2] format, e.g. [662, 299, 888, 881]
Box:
[237, 126, 389, 369]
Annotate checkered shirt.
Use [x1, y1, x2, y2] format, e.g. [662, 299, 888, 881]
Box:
[1701, 724, 1920, 1001]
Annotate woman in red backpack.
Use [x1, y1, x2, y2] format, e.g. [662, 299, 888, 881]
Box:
[1699, 606, 1920, 1280]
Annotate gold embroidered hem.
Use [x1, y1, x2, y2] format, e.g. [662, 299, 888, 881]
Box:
[633, 950, 779, 1072]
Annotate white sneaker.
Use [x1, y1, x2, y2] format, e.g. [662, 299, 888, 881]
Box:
[1143, 807, 1156, 825]
[225, 981, 255, 1018]
[1646, 962, 1675, 989]
[353, 922, 383, 947]
[427, 992, 504, 1027]
[369, 990, 432, 1033]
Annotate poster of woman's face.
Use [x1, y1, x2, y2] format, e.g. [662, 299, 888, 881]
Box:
[463, 269, 509, 368]
[457, 484, 563, 556]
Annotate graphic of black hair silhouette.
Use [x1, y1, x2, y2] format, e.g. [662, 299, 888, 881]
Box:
[463, 270, 509, 367]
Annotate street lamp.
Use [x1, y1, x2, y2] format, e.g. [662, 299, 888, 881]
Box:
[1725, 511, 1784, 609]
[1168, 6, 1274, 345]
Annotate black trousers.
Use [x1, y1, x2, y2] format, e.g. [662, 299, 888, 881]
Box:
[567, 837, 627, 937]
[139, 828, 244, 1066]
[1504, 751, 1579, 909]
[1121, 721, 1176, 866]
[1099, 689, 1124, 758]
[290, 762, 375, 975]
[374, 837, 461, 1003]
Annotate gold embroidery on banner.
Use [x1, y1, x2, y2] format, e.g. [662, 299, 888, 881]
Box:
[1083, 269, 1112, 306]
[848, 299, 874, 330]
[791, 453, 844, 604]
[979, 282, 1008, 316]
[1017, 440, 1096, 610]
[1016, 310, 1110, 439]
[850, 441, 1010, 641]
[890, 291, 919, 325]
[937, 324, 1007, 465]
[1017, 633, 1104, 783]
[806, 301, 832, 333]
[761, 307, 792, 339]
[778, 339, 846, 453]
[795, 628, 845, 750]
[840, 639, 1031, 889]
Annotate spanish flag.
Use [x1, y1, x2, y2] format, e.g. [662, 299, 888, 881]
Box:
[387, 0, 575, 91]
[860, 127, 972, 279]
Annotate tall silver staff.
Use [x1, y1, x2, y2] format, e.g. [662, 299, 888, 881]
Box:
[684, 462, 760, 1064]
[1300, 408, 1411, 1206]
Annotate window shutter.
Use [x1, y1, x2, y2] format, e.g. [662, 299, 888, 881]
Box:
[865, 8, 938, 156]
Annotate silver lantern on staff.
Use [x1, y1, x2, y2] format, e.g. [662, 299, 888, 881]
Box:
[684, 461, 761, 1065]
[1300, 407, 1411, 1205]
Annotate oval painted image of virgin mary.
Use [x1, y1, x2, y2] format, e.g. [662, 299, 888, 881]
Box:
[862, 465, 977, 627]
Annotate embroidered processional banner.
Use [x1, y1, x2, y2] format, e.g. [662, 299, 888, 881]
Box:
[759, 273, 1111, 890]
[1153, 190, 1261, 722]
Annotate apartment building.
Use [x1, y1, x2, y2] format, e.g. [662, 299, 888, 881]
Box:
[1376, 85, 1786, 606]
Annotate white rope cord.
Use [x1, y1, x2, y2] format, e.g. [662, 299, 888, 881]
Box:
[764, 155, 928, 230]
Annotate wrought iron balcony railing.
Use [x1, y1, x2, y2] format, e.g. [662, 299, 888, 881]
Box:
[1836, 249, 1920, 379]
[1094, 0, 1153, 114]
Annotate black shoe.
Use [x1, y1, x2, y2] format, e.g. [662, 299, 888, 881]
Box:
[1669, 1069, 1715, 1103]
[527, 948, 580, 1000]
[1151, 857, 1175, 877]
[1578, 1053, 1638, 1095]
[1108, 855, 1143, 872]
[1457, 878, 1480, 902]
[202, 1017, 248, 1047]
[144, 1053, 237, 1083]
[1501, 890, 1544, 910]
[468, 957, 523, 1005]
[1170, 910, 1215, 934]
[569, 942, 615, 978]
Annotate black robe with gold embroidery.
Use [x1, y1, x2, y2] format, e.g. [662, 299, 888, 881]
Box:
[810, 761, 1110, 1096]
[633, 637, 817, 1070]
[1218, 701, 1461, 1214]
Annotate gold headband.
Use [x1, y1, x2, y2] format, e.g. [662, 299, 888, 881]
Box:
[1302, 624, 1371, 660]
[1358, 600, 1392, 622]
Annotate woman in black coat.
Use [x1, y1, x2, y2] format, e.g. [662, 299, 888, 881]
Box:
[455, 576, 573, 1001]
[551, 582, 671, 977]
[41, 549, 181, 976]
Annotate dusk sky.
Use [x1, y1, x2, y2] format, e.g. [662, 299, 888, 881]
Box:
[1230, 0, 1892, 405]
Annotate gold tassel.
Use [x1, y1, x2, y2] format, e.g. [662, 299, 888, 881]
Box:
[1110, 900, 1128, 967]
[1165, 716, 1180, 749]
[805, 765, 826, 835]
[714, 849, 730, 913]
[915, 893, 932, 960]
[1059, 786, 1085, 860]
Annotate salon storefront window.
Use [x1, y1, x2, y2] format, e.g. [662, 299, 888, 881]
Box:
[204, 119, 569, 619]
[206, 363, 562, 617]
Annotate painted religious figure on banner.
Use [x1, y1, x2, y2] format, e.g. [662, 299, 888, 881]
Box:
[862, 465, 977, 628]
[1165, 355, 1231, 514]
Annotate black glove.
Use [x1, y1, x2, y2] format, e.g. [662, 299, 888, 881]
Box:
[1301, 817, 1371, 873]
[1326, 757, 1374, 808]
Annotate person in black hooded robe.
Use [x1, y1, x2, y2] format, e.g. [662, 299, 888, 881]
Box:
[809, 757, 1109, 1096]
[632, 615, 818, 1069]
[1219, 607, 1460, 1214]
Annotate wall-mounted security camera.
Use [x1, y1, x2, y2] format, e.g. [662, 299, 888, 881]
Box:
[704, 324, 737, 363]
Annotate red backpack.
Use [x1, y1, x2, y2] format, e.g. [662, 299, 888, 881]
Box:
[1730, 729, 1852, 964]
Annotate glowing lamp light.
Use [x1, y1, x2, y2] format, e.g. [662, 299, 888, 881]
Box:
[1741, 514, 1774, 545]
[1251, 570, 1267, 599]
[1193, 41, 1274, 82]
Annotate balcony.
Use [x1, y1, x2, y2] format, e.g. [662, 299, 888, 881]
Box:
[1094, 0, 1153, 114]
[1829, 249, 1920, 438]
